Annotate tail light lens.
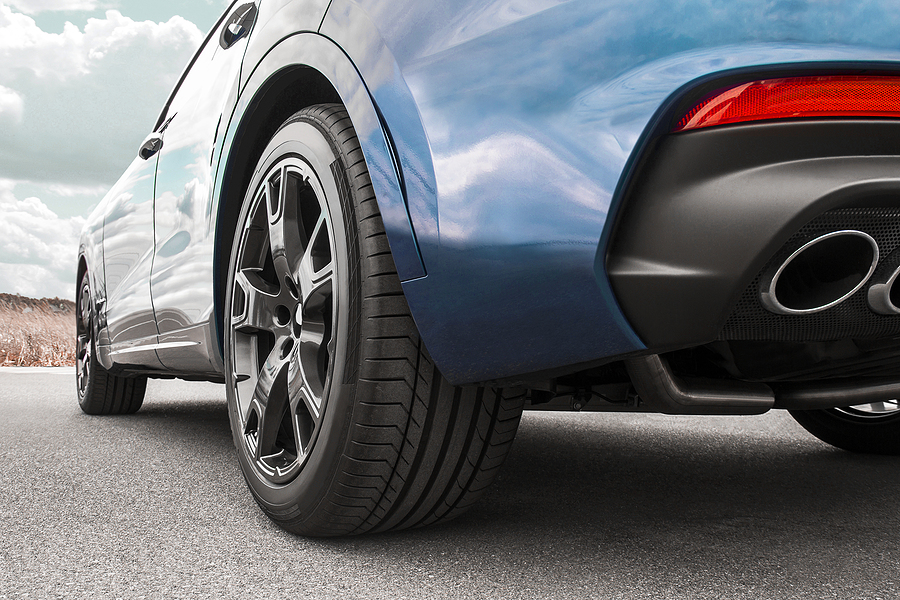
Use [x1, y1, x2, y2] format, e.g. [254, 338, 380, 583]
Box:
[674, 75, 900, 132]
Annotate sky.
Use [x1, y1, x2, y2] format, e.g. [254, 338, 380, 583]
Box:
[0, 0, 229, 300]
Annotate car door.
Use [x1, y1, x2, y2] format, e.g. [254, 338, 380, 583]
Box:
[150, 2, 259, 373]
[100, 139, 165, 368]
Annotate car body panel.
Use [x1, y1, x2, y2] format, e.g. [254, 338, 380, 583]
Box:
[320, 0, 900, 382]
[97, 155, 164, 369]
[238, 31, 425, 278]
[80, 0, 900, 385]
[240, 0, 332, 82]
[217, 29, 425, 307]
[151, 3, 254, 374]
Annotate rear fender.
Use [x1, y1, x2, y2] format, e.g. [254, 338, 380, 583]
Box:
[213, 33, 424, 362]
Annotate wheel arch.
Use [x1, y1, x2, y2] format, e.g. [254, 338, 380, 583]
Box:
[212, 33, 425, 360]
[76, 245, 114, 370]
[77, 253, 88, 290]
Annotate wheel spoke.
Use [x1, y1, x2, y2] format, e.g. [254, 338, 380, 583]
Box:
[231, 332, 260, 427]
[76, 332, 90, 393]
[267, 167, 307, 284]
[300, 317, 329, 396]
[76, 278, 92, 397]
[264, 170, 285, 257]
[289, 342, 322, 419]
[232, 270, 280, 333]
[76, 333, 89, 356]
[250, 344, 290, 461]
[296, 214, 333, 300]
[288, 348, 321, 457]
[79, 286, 91, 329]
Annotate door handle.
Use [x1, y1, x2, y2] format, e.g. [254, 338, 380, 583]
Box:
[227, 21, 246, 40]
[220, 3, 257, 49]
[139, 133, 163, 160]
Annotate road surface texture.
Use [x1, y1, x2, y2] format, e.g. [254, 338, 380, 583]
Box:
[0, 368, 897, 599]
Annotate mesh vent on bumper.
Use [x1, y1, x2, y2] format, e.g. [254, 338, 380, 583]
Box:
[721, 207, 900, 341]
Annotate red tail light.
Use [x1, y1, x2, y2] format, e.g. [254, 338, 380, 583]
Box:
[674, 75, 900, 132]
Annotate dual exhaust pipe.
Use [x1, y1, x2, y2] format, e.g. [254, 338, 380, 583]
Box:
[625, 228, 900, 415]
[625, 354, 900, 415]
[760, 229, 900, 316]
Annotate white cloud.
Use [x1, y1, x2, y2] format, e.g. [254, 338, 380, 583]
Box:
[0, 5, 205, 298]
[0, 5, 203, 185]
[0, 5, 202, 80]
[83, 10, 200, 62]
[0, 180, 84, 299]
[5, 0, 98, 14]
[46, 182, 107, 197]
[0, 84, 23, 120]
[0, 8, 85, 78]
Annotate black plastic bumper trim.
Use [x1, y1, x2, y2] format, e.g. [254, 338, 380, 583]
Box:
[607, 120, 900, 350]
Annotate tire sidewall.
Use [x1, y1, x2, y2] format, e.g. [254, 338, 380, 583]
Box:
[224, 118, 360, 519]
[790, 407, 900, 454]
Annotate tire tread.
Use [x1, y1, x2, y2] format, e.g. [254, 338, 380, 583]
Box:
[76, 273, 146, 416]
[80, 368, 145, 415]
[268, 105, 524, 536]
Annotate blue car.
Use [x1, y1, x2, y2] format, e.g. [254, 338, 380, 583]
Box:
[77, 0, 900, 536]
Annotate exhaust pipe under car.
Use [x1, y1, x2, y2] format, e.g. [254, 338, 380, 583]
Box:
[625, 354, 900, 414]
[759, 230, 878, 315]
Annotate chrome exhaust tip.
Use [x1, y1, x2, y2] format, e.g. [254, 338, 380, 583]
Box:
[760, 230, 879, 315]
[867, 260, 900, 315]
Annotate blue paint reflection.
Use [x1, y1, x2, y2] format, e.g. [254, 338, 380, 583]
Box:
[326, 0, 900, 381]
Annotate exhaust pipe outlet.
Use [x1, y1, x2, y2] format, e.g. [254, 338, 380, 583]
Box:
[867, 248, 900, 315]
[760, 230, 878, 315]
[867, 267, 900, 315]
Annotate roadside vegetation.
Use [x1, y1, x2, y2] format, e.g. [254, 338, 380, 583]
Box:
[0, 294, 75, 367]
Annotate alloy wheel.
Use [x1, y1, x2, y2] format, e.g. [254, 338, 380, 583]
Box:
[835, 400, 900, 419]
[76, 277, 92, 398]
[229, 158, 337, 485]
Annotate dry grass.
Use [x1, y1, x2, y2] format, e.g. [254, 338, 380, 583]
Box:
[0, 294, 76, 367]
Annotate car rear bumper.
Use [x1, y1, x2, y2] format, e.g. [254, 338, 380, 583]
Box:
[607, 120, 900, 351]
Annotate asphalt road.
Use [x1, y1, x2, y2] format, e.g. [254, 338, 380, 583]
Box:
[0, 369, 897, 599]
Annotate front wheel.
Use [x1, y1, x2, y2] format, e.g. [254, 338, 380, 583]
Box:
[224, 104, 525, 536]
[75, 270, 146, 415]
[789, 401, 900, 454]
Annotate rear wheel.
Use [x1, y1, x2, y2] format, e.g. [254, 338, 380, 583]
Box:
[75, 271, 146, 415]
[789, 402, 900, 454]
[224, 104, 525, 536]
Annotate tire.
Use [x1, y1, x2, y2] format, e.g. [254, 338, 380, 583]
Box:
[75, 271, 146, 415]
[789, 403, 900, 455]
[224, 104, 525, 537]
